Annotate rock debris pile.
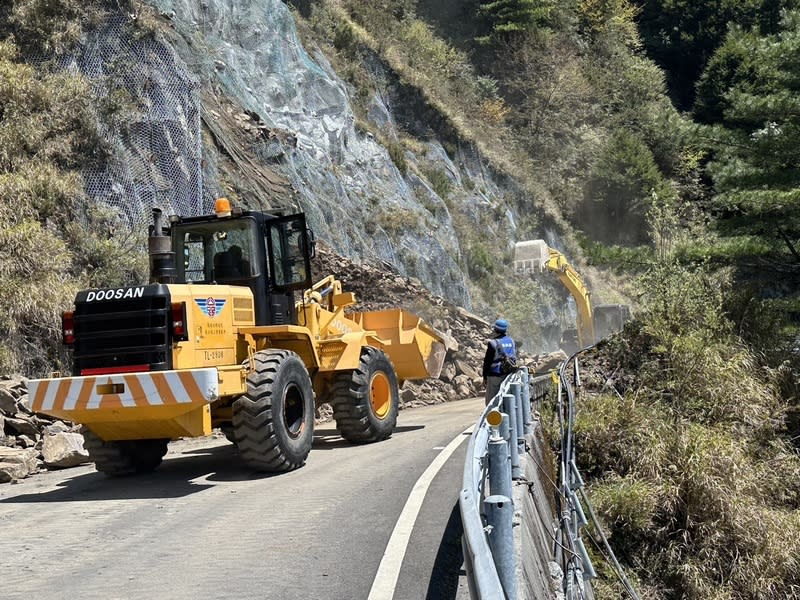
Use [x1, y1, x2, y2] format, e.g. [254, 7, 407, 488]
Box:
[310, 243, 565, 408]
[0, 379, 89, 483]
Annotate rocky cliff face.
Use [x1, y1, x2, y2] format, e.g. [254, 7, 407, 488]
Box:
[48, 0, 540, 309]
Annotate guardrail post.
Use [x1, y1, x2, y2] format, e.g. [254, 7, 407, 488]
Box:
[488, 435, 512, 501]
[503, 393, 522, 479]
[484, 495, 517, 600]
[511, 382, 525, 455]
[499, 413, 510, 449]
[520, 368, 532, 434]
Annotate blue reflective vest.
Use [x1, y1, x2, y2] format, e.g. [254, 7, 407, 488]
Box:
[489, 335, 516, 376]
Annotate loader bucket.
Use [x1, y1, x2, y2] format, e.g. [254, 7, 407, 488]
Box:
[352, 309, 446, 380]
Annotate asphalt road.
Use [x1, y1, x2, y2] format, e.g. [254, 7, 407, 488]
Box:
[0, 398, 485, 600]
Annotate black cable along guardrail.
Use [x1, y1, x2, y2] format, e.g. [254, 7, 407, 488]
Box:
[556, 353, 640, 600]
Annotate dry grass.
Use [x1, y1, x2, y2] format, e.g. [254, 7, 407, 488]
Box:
[0, 36, 147, 375]
[575, 262, 800, 598]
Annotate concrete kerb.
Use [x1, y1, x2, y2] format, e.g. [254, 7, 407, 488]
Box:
[513, 422, 565, 600]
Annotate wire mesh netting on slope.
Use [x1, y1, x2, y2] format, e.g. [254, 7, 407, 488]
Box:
[48, 14, 211, 228]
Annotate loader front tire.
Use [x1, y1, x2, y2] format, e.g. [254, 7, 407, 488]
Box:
[232, 349, 315, 472]
[81, 428, 169, 477]
[331, 347, 399, 443]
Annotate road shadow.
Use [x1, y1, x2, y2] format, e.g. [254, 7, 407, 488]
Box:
[311, 424, 426, 450]
[312, 428, 351, 450]
[2, 422, 431, 503]
[426, 501, 466, 600]
[394, 425, 426, 434]
[0, 442, 283, 503]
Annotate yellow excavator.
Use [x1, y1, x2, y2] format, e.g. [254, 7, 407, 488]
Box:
[513, 240, 631, 352]
[28, 199, 445, 476]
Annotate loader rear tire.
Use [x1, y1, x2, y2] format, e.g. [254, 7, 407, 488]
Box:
[331, 347, 399, 443]
[232, 349, 315, 472]
[81, 428, 169, 477]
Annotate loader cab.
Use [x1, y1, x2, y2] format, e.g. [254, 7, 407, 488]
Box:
[169, 207, 313, 326]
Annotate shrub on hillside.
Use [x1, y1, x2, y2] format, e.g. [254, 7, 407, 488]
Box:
[572, 261, 800, 598]
[0, 38, 146, 375]
[9, 0, 108, 55]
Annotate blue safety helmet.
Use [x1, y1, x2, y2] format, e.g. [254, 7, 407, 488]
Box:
[493, 319, 508, 334]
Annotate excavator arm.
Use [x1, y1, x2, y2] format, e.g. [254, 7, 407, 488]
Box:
[513, 240, 595, 348]
[542, 249, 595, 348]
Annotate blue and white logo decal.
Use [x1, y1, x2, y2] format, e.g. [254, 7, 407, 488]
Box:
[195, 297, 227, 318]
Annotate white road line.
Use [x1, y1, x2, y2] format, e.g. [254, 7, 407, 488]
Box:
[368, 426, 474, 600]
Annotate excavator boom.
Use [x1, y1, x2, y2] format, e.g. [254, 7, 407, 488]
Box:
[514, 240, 633, 351]
[514, 240, 595, 348]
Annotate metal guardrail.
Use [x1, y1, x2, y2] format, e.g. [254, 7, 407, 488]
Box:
[460, 354, 639, 599]
[459, 368, 551, 600]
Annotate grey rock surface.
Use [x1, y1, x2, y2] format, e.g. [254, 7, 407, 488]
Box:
[42, 0, 539, 308]
[42, 432, 90, 469]
[0, 447, 40, 483]
[147, 0, 473, 305]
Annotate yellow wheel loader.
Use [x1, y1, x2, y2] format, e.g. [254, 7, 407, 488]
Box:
[28, 200, 445, 476]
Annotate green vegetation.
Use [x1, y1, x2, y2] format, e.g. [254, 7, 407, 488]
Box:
[702, 12, 800, 263]
[475, 0, 554, 43]
[3, 1, 800, 593]
[8, 0, 112, 55]
[638, 0, 799, 109]
[568, 262, 800, 598]
[0, 12, 146, 375]
[421, 166, 452, 202]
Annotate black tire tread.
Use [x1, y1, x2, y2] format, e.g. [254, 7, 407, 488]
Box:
[81, 427, 168, 477]
[331, 347, 398, 443]
[232, 349, 314, 472]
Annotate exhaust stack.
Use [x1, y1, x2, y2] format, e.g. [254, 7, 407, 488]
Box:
[148, 208, 176, 284]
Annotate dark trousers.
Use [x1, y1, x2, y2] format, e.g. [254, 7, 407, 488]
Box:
[484, 375, 506, 405]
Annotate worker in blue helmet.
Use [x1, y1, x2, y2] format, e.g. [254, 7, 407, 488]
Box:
[482, 318, 517, 405]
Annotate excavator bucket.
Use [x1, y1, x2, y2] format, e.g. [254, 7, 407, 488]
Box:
[352, 309, 446, 380]
[513, 240, 549, 274]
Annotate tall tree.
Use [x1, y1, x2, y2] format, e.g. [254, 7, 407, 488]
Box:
[475, 0, 553, 42]
[637, 0, 795, 110]
[580, 131, 673, 246]
[704, 10, 800, 266]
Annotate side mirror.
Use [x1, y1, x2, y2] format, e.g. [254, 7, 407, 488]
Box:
[307, 228, 316, 258]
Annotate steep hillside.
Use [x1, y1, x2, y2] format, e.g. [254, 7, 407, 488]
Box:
[1, 0, 608, 373]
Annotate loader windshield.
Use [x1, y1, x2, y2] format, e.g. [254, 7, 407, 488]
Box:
[173, 218, 259, 284]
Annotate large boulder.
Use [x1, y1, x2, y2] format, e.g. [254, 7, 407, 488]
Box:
[42, 432, 90, 469]
[0, 386, 17, 415]
[0, 447, 40, 483]
[0, 378, 83, 482]
[4, 414, 40, 439]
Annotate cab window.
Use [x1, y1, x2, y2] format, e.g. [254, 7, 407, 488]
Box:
[174, 219, 259, 283]
[266, 215, 311, 291]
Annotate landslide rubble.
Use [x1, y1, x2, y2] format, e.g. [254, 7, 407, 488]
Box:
[0, 379, 89, 483]
[0, 244, 563, 483]
[310, 243, 563, 407]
